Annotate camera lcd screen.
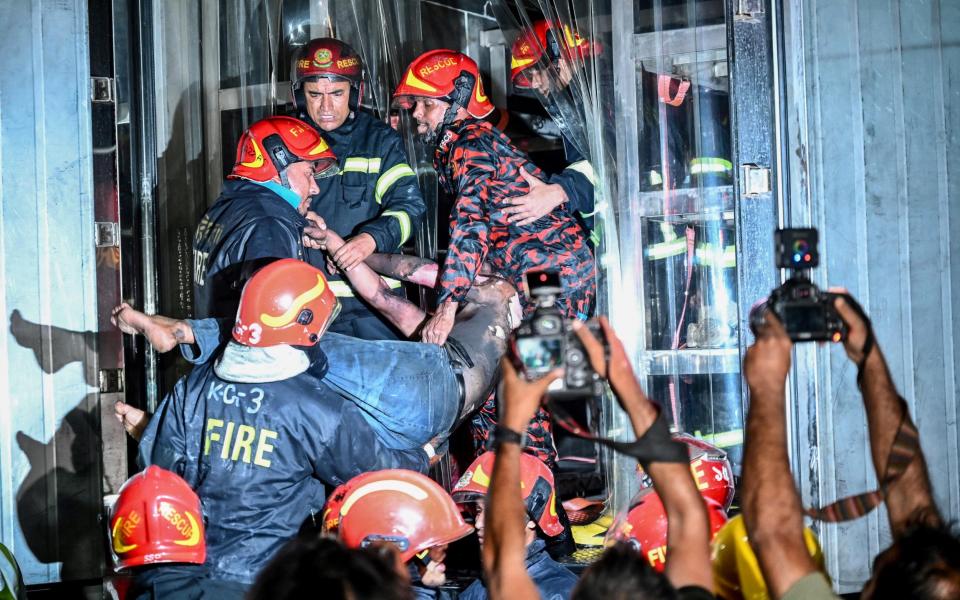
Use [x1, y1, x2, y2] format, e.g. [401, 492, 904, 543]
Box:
[782, 304, 826, 338]
[516, 337, 563, 373]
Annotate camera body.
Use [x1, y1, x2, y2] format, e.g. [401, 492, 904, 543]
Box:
[512, 271, 605, 399]
[751, 228, 846, 342]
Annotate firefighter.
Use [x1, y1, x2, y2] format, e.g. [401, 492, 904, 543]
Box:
[292, 38, 427, 340]
[192, 115, 337, 320]
[507, 20, 603, 244]
[451, 451, 579, 600]
[135, 259, 435, 597]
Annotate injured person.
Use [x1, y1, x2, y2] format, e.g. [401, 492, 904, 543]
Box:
[113, 215, 523, 453]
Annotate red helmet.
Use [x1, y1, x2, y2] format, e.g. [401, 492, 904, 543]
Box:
[229, 116, 337, 183]
[109, 466, 206, 570]
[233, 258, 340, 347]
[451, 451, 563, 537]
[510, 21, 602, 88]
[292, 38, 365, 112]
[337, 469, 474, 563]
[392, 49, 494, 119]
[606, 488, 727, 573]
[637, 433, 735, 511]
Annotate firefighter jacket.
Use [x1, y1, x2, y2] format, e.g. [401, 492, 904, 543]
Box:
[310, 110, 425, 317]
[192, 179, 315, 320]
[137, 344, 430, 586]
[458, 539, 578, 600]
[434, 119, 596, 320]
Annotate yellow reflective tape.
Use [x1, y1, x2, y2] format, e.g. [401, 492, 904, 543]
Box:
[471, 463, 491, 488]
[240, 138, 264, 169]
[689, 157, 733, 174]
[646, 237, 687, 260]
[511, 55, 536, 70]
[329, 277, 403, 297]
[382, 210, 412, 246]
[659, 222, 678, 242]
[375, 164, 416, 204]
[648, 170, 663, 186]
[260, 274, 326, 327]
[340, 157, 382, 174]
[565, 160, 597, 186]
[589, 229, 601, 246]
[693, 429, 744, 449]
[403, 70, 439, 93]
[695, 243, 737, 268]
[112, 516, 139, 554]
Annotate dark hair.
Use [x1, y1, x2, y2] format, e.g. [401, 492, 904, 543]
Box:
[868, 521, 960, 600]
[571, 542, 677, 600]
[246, 535, 413, 600]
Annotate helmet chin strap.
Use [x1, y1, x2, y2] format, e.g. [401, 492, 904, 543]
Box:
[427, 71, 475, 147]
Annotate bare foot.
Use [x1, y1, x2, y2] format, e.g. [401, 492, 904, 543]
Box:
[114, 401, 150, 441]
[111, 303, 192, 353]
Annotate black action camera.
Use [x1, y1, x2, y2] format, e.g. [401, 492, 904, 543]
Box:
[750, 228, 846, 342]
[511, 271, 605, 399]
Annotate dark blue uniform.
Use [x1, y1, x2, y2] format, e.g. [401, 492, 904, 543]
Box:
[192, 179, 312, 320]
[310, 111, 426, 340]
[458, 539, 578, 600]
[136, 345, 429, 594]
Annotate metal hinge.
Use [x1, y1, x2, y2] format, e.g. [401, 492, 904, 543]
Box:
[735, 0, 765, 21]
[95, 221, 120, 248]
[740, 164, 771, 197]
[91, 77, 114, 103]
[99, 369, 125, 394]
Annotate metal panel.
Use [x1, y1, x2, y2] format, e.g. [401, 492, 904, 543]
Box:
[781, 0, 960, 591]
[0, 0, 103, 585]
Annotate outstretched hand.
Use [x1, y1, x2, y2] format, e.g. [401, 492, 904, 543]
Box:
[115, 400, 149, 441]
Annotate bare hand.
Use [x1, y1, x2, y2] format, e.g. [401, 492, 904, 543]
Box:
[743, 311, 792, 396]
[332, 233, 376, 272]
[499, 356, 563, 431]
[115, 400, 149, 441]
[418, 545, 449, 587]
[110, 303, 188, 352]
[829, 289, 871, 365]
[302, 211, 328, 250]
[421, 302, 457, 345]
[504, 168, 567, 226]
[572, 316, 648, 408]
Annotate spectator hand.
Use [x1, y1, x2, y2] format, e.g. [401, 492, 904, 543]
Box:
[302, 211, 328, 250]
[332, 232, 376, 272]
[504, 168, 567, 226]
[572, 316, 649, 406]
[498, 356, 563, 432]
[743, 310, 792, 396]
[829, 289, 872, 366]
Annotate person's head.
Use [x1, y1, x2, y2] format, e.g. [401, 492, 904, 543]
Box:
[861, 520, 960, 600]
[292, 38, 364, 131]
[247, 535, 413, 600]
[451, 451, 563, 547]
[334, 469, 474, 564]
[572, 542, 677, 600]
[109, 466, 206, 571]
[510, 20, 601, 95]
[232, 259, 340, 348]
[229, 115, 338, 211]
[392, 49, 494, 145]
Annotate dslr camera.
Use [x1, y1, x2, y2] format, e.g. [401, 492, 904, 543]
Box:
[750, 228, 845, 342]
[511, 271, 605, 399]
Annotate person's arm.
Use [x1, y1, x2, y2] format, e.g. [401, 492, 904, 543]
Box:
[740, 313, 817, 598]
[574, 317, 712, 591]
[111, 303, 228, 365]
[483, 357, 563, 600]
[502, 167, 569, 226]
[833, 295, 941, 533]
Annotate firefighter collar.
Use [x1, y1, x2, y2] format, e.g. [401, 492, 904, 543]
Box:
[250, 180, 303, 213]
[214, 341, 310, 383]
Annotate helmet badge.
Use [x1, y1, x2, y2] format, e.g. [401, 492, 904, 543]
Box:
[313, 48, 333, 68]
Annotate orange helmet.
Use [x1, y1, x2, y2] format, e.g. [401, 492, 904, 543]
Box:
[109, 466, 206, 570]
[510, 21, 601, 88]
[233, 258, 340, 347]
[451, 451, 564, 537]
[392, 49, 494, 120]
[606, 488, 728, 573]
[637, 433, 736, 511]
[337, 469, 474, 563]
[229, 116, 337, 183]
[292, 38, 365, 112]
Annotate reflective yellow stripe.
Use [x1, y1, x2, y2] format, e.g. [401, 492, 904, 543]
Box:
[329, 277, 404, 297]
[565, 160, 597, 186]
[589, 229, 601, 246]
[689, 157, 733, 174]
[340, 157, 382, 174]
[648, 170, 663, 186]
[646, 238, 687, 259]
[375, 163, 416, 204]
[695, 243, 737, 268]
[382, 210, 412, 246]
[693, 429, 744, 449]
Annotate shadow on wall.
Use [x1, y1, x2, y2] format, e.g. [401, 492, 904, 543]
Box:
[8, 309, 106, 586]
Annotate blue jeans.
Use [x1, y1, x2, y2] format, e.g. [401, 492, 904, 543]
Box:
[319, 332, 461, 450]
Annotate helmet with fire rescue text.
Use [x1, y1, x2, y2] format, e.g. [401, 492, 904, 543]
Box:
[233, 258, 340, 347]
[510, 20, 601, 89]
[606, 487, 728, 573]
[712, 514, 827, 600]
[292, 38, 365, 112]
[393, 49, 494, 123]
[109, 465, 206, 570]
[451, 451, 564, 537]
[229, 116, 338, 184]
[336, 469, 474, 563]
[637, 432, 735, 511]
